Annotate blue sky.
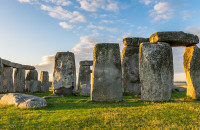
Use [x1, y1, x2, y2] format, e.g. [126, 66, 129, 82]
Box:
[0, 0, 200, 81]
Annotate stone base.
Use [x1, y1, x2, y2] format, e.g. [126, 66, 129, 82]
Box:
[123, 82, 141, 96]
[54, 87, 74, 96]
[81, 84, 90, 97]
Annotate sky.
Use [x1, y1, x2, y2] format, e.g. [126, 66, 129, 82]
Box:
[0, 0, 200, 81]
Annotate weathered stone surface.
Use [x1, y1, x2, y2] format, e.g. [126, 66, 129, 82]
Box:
[77, 65, 91, 90]
[121, 46, 141, 96]
[79, 60, 93, 66]
[40, 71, 49, 92]
[123, 37, 149, 47]
[91, 43, 122, 101]
[14, 68, 25, 92]
[26, 70, 38, 81]
[3, 67, 13, 92]
[0, 58, 3, 93]
[139, 42, 173, 101]
[81, 84, 91, 97]
[149, 31, 199, 47]
[0, 93, 47, 108]
[1, 59, 35, 70]
[26, 80, 41, 93]
[183, 45, 200, 99]
[172, 86, 187, 92]
[53, 52, 76, 96]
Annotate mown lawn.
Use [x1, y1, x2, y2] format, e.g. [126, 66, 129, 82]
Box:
[0, 91, 200, 129]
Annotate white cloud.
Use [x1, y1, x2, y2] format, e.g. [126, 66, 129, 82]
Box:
[100, 20, 114, 23]
[33, 55, 55, 81]
[18, 0, 31, 2]
[44, 0, 72, 6]
[77, 0, 119, 12]
[150, 2, 175, 22]
[59, 22, 73, 29]
[139, 0, 151, 5]
[185, 26, 200, 37]
[87, 24, 118, 32]
[41, 5, 86, 22]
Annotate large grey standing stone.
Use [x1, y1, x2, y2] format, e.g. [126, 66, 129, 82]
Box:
[77, 64, 91, 90]
[81, 84, 91, 96]
[14, 68, 25, 92]
[0, 93, 47, 108]
[0, 58, 3, 93]
[40, 71, 49, 92]
[26, 70, 38, 81]
[149, 31, 199, 47]
[91, 43, 122, 101]
[53, 52, 76, 96]
[183, 45, 200, 99]
[121, 37, 148, 96]
[3, 67, 13, 92]
[26, 80, 41, 93]
[139, 42, 173, 101]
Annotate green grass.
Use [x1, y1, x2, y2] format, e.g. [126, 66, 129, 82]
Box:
[1, 92, 200, 129]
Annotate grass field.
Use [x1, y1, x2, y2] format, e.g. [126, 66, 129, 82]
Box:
[1, 91, 200, 129]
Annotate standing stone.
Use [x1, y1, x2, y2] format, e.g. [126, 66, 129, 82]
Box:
[26, 70, 38, 81]
[26, 80, 41, 93]
[81, 84, 91, 96]
[149, 31, 199, 47]
[40, 71, 49, 92]
[121, 37, 149, 96]
[77, 64, 91, 90]
[14, 68, 25, 92]
[91, 43, 122, 101]
[3, 67, 14, 92]
[183, 45, 200, 99]
[53, 52, 76, 96]
[0, 58, 3, 93]
[139, 42, 173, 101]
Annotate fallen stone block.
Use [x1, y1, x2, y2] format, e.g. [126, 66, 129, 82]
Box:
[0, 93, 47, 108]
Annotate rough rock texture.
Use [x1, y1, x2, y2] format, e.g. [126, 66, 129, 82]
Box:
[26, 70, 38, 81]
[1, 59, 35, 70]
[121, 46, 141, 96]
[26, 80, 41, 93]
[79, 60, 93, 66]
[14, 68, 25, 92]
[81, 84, 91, 97]
[91, 43, 122, 101]
[172, 86, 187, 92]
[77, 65, 91, 90]
[0, 58, 3, 93]
[53, 52, 76, 96]
[3, 67, 13, 92]
[0, 93, 47, 108]
[139, 42, 173, 101]
[123, 37, 149, 47]
[183, 45, 200, 99]
[149, 31, 199, 47]
[40, 71, 49, 92]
